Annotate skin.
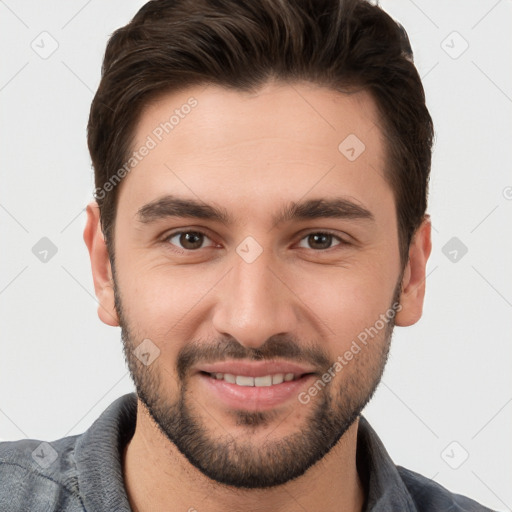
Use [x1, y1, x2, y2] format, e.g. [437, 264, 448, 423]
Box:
[84, 80, 431, 512]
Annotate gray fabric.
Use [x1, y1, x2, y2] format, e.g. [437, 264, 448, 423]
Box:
[0, 392, 497, 511]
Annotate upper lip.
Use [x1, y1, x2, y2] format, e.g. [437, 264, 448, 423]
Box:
[196, 360, 318, 378]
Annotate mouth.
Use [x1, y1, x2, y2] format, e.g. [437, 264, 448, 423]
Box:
[196, 366, 318, 411]
[200, 371, 313, 387]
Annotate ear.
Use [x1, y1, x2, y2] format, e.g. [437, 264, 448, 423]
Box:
[83, 201, 119, 327]
[395, 215, 432, 327]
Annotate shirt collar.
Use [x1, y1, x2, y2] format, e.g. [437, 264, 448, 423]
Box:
[74, 392, 417, 511]
[75, 392, 136, 511]
[356, 415, 418, 511]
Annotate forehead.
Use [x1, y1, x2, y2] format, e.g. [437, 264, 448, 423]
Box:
[118, 81, 391, 222]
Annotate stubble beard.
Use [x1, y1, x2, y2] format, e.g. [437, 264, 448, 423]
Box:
[114, 266, 400, 489]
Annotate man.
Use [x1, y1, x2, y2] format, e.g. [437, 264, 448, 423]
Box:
[0, 0, 498, 510]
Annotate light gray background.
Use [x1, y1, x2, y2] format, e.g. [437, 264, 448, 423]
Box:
[0, 0, 511, 510]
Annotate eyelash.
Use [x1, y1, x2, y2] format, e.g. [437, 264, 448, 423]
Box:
[162, 229, 348, 254]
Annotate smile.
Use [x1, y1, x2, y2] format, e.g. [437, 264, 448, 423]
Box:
[205, 372, 301, 386]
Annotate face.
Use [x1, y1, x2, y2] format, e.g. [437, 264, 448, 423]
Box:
[85, 80, 431, 489]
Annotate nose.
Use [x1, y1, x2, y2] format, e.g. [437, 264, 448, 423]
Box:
[211, 244, 299, 350]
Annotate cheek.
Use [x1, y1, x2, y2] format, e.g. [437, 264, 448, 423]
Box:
[119, 250, 196, 309]
[295, 268, 396, 343]
[115, 262, 184, 339]
[116, 263, 224, 362]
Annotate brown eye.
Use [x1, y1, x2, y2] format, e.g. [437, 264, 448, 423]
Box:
[297, 232, 343, 251]
[166, 231, 212, 251]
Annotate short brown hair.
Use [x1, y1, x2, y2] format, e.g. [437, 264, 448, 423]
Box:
[87, 0, 434, 266]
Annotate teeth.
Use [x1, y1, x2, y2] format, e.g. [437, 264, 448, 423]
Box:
[224, 373, 236, 384]
[209, 372, 298, 386]
[236, 375, 254, 387]
[254, 375, 272, 387]
[271, 374, 284, 385]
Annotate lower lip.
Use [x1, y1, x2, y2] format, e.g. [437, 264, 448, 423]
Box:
[197, 372, 316, 411]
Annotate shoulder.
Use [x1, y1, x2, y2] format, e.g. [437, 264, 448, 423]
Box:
[0, 435, 86, 511]
[397, 466, 498, 512]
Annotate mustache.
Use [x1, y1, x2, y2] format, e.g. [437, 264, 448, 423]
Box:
[176, 334, 331, 381]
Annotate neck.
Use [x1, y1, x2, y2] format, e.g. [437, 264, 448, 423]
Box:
[122, 399, 365, 512]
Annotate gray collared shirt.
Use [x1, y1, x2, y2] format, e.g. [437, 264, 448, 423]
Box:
[0, 392, 498, 511]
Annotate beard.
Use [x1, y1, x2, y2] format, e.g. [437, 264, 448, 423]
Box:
[114, 264, 401, 489]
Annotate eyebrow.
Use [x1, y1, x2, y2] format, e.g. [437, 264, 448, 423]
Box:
[136, 194, 374, 227]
